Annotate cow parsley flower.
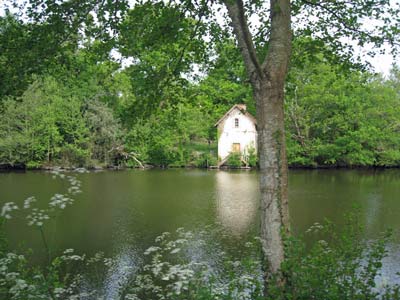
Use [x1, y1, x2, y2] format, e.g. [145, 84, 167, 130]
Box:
[23, 196, 36, 209]
[26, 209, 49, 227]
[1, 202, 19, 219]
[49, 193, 74, 209]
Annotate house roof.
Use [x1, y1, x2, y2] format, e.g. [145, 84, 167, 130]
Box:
[214, 104, 257, 127]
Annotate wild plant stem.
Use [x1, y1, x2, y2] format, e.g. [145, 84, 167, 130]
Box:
[39, 226, 51, 265]
[38, 227, 55, 299]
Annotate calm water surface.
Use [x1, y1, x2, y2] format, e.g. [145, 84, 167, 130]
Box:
[1, 169, 400, 281]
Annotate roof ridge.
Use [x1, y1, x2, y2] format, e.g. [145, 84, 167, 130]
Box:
[214, 104, 257, 127]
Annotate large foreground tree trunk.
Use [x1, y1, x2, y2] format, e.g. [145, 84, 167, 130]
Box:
[224, 0, 291, 277]
[256, 79, 289, 275]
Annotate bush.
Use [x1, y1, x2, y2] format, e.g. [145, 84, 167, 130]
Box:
[227, 152, 243, 168]
[194, 152, 218, 168]
[247, 146, 258, 167]
[267, 212, 400, 300]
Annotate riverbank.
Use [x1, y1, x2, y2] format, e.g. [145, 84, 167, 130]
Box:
[2, 162, 400, 172]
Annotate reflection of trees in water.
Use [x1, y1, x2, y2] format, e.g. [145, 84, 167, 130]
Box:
[215, 171, 258, 235]
[289, 169, 400, 239]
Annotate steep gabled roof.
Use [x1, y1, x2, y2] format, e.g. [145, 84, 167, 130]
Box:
[214, 104, 257, 127]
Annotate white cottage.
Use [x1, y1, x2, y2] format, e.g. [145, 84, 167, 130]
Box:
[214, 104, 257, 166]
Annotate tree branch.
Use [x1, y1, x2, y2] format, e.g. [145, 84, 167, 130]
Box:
[262, 0, 291, 79]
[224, 0, 263, 82]
[300, 0, 400, 48]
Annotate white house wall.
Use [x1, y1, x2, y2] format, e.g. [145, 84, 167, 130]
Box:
[217, 108, 257, 160]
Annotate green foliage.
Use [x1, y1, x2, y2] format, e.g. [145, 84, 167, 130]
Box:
[122, 214, 400, 300]
[267, 213, 400, 300]
[0, 235, 111, 299]
[117, 2, 209, 120]
[85, 99, 123, 165]
[122, 228, 264, 300]
[124, 103, 217, 167]
[286, 59, 400, 167]
[227, 152, 243, 168]
[2, 1, 400, 169]
[246, 146, 258, 167]
[194, 152, 218, 168]
[0, 75, 122, 168]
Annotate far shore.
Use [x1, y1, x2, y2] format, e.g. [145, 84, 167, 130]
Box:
[1, 163, 400, 172]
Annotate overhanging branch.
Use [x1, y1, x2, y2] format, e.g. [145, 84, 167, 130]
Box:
[224, 0, 263, 81]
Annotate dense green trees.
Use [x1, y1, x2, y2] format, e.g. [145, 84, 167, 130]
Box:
[1, 36, 400, 169]
[286, 59, 400, 167]
[0, 72, 122, 168]
[1, 3, 400, 169]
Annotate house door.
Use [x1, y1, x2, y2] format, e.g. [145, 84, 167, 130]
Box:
[232, 143, 240, 152]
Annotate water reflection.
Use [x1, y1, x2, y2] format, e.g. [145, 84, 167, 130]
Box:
[215, 171, 258, 235]
[104, 245, 140, 300]
[1, 169, 400, 283]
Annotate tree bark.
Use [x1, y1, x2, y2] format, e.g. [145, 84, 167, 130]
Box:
[256, 77, 289, 276]
[224, 0, 291, 278]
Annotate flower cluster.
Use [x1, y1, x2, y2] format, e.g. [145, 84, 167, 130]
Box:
[305, 222, 325, 233]
[26, 208, 50, 227]
[1, 170, 83, 227]
[1, 202, 19, 219]
[60, 249, 86, 262]
[23, 196, 36, 209]
[0, 253, 39, 299]
[67, 176, 82, 195]
[49, 193, 74, 210]
[126, 228, 263, 300]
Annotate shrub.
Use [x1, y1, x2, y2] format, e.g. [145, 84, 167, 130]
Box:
[227, 152, 243, 168]
[267, 212, 400, 300]
[247, 146, 258, 167]
[194, 153, 218, 168]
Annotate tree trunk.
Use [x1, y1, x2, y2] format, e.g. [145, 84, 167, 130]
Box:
[224, 0, 291, 279]
[256, 77, 289, 276]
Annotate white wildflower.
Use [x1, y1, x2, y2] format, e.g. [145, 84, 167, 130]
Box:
[244, 242, 253, 248]
[11, 278, 28, 289]
[155, 232, 170, 242]
[170, 248, 181, 254]
[49, 193, 74, 209]
[1, 202, 19, 219]
[104, 258, 114, 267]
[125, 294, 140, 300]
[23, 196, 36, 209]
[26, 208, 49, 227]
[61, 248, 85, 261]
[306, 222, 324, 233]
[54, 287, 66, 298]
[318, 239, 328, 247]
[144, 246, 161, 255]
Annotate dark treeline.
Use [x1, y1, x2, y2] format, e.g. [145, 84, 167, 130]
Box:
[1, 6, 400, 169]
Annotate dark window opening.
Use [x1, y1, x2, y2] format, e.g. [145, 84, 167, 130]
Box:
[235, 118, 239, 128]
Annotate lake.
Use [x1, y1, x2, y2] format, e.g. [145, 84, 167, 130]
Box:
[1, 169, 400, 285]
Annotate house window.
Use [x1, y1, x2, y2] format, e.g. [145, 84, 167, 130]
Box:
[234, 118, 239, 128]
